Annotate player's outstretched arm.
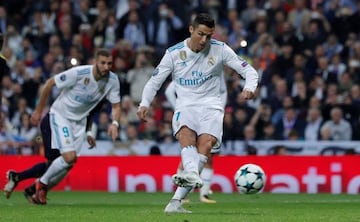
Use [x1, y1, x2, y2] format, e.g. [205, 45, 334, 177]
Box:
[85, 115, 96, 149]
[86, 132, 96, 149]
[240, 90, 256, 100]
[108, 102, 121, 142]
[31, 77, 56, 126]
[137, 106, 149, 122]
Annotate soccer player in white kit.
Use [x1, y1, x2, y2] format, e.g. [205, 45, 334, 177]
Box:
[30, 49, 121, 204]
[165, 73, 227, 204]
[137, 13, 258, 213]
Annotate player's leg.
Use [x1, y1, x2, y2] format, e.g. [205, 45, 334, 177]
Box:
[3, 162, 48, 199]
[166, 107, 220, 213]
[171, 126, 205, 188]
[35, 154, 76, 205]
[35, 155, 76, 205]
[22, 113, 60, 203]
[165, 109, 202, 213]
[4, 113, 55, 199]
[165, 126, 200, 213]
[170, 108, 208, 189]
[197, 108, 223, 203]
[47, 164, 73, 190]
[164, 185, 193, 213]
[166, 133, 214, 211]
[23, 158, 62, 203]
[23, 164, 73, 205]
[34, 113, 84, 204]
[199, 156, 216, 203]
[172, 154, 216, 204]
[171, 161, 191, 204]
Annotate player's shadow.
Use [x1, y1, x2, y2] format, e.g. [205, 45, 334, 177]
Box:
[196, 211, 262, 215]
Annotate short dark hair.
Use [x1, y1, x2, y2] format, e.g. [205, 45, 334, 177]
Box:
[95, 48, 111, 58]
[191, 13, 215, 28]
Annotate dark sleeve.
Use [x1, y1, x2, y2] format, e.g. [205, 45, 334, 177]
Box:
[86, 99, 108, 131]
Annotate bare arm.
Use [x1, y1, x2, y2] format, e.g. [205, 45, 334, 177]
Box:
[138, 50, 173, 121]
[86, 114, 96, 149]
[107, 102, 121, 142]
[30, 77, 56, 125]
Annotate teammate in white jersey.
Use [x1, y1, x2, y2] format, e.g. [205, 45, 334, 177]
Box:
[30, 49, 121, 204]
[165, 73, 227, 204]
[137, 13, 258, 213]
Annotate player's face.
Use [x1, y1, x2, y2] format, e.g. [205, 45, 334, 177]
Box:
[189, 24, 214, 52]
[95, 55, 113, 79]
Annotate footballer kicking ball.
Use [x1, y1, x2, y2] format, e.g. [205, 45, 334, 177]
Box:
[234, 163, 266, 194]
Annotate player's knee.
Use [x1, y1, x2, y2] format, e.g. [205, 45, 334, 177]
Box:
[177, 127, 197, 145]
[62, 151, 77, 165]
[197, 136, 217, 154]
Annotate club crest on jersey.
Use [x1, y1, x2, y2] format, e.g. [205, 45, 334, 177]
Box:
[84, 77, 90, 85]
[179, 50, 187, 61]
[60, 74, 66, 81]
[208, 56, 215, 66]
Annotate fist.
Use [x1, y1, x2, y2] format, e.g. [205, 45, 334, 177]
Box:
[137, 106, 149, 122]
[240, 90, 255, 100]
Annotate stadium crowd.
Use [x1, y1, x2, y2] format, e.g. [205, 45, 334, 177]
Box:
[1, 0, 360, 156]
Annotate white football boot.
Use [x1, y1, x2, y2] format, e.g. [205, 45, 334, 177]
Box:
[4, 171, 18, 199]
[164, 199, 192, 213]
[172, 171, 203, 188]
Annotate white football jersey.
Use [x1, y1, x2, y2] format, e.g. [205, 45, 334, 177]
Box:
[51, 65, 120, 121]
[140, 38, 258, 109]
[165, 72, 228, 109]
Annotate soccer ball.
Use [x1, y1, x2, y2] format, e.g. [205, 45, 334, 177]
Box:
[234, 163, 266, 194]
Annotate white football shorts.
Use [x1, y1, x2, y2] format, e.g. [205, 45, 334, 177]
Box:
[172, 106, 224, 153]
[49, 111, 86, 154]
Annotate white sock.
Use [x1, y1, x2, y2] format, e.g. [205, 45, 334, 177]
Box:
[172, 186, 192, 200]
[40, 156, 71, 185]
[181, 145, 200, 173]
[48, 167, 70, 190]
[198, 154, 208, 173]
[200, 167, 213, 196]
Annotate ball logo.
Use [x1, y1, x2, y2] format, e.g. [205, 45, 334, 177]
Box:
[235, 163, 265, 194]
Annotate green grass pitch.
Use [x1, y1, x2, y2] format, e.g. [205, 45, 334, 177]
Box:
[1, 192, 359, 222]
